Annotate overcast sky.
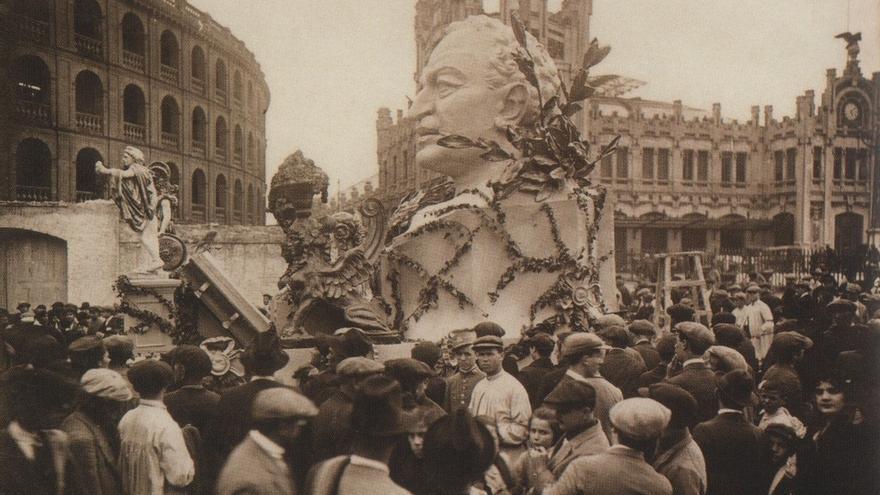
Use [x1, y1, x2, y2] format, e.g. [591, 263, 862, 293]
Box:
[189, 0, 879, 194]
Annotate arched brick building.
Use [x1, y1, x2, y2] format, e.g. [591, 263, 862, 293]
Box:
[3, 0, 270, 225]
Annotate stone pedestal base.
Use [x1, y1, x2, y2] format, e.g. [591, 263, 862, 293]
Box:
[122, 277, 180, 355]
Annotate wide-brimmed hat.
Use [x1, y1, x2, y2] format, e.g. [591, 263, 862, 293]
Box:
[351, 374, 406, 437]
[241, 329, 289, 373]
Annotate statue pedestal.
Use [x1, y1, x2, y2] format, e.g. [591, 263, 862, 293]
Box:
[122, 277, 180, 354]
[378, 192, 616, 341]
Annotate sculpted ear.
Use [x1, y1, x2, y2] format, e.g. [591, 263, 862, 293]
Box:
[496, 83, 531, 127]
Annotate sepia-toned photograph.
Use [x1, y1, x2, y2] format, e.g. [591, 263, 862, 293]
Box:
[0, 0, 878, 493]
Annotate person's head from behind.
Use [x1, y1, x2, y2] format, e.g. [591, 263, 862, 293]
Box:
[655, 334, 677, 365]
[68, 336, 108, 374]
[527, 333, 555, 362]
[169, 345, 212, 386]
[528, 407, 561, 449]
[7, 368, 78, 431]
[240, 329, 289, 378]
[80, 368, 134, 424]
[647, 383, 698, 433]
[251, 388, 317, 450]
[350, 374, 406, 455]
[609, 398, 670, 457]
[103, 335, 134, 367]
[19, 334, 64, 368]
[716, 369, 755, 411]
[424, 409, 496, 494]
[127, 359, 175, 400]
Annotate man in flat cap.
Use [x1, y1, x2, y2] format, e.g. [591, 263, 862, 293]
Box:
[164, 345, 221, 433]
[667, 304, 695, 329]
[468, 334, 532, 454]
[217, 388, 318, 495]
[817, 298, 870, 374]
[693, 369, 768, 495]
[629, 320, 661, 371]
[312, 357, 385, 462]
[666, 322, 718, 423]
[517, 333, 556, 409]
[303, 328, 374, 406]
[745, 284, 775, 364]
[473, 321, 519, 376]
[532, 380, 608, 489]
[648, 383, 706, 495]
[597, 325, 647, 398]
[557, 332, 621, 442]
[545, 398, 673, 495]
[443, 329, 484, 413]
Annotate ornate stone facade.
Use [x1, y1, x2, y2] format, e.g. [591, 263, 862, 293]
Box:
[3, 0, 270, 226]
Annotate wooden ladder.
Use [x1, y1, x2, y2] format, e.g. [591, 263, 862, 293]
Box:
[653, 251, 713, 329]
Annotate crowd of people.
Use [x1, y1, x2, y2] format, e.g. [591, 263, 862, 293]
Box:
[0, 267, 878, 494]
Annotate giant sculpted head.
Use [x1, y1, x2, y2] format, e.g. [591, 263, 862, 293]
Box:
[409, 16, 560, 189]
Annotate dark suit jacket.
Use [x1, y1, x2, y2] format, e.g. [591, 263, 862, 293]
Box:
[517, 357, 554, 410]
[693, 412, 769, 495]
[312, 387, 355, 462]
[633, 341, 661, 371]
[600, 348, 647, 398]
[60, 412, 121, 495]
[216, 435, 296, 495]
[165, 385, 221, 432]
[666, 361, 718, 423]
[203, 379, 287, 495]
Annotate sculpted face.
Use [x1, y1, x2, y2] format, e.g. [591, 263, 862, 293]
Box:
[409, 27, 527, 184]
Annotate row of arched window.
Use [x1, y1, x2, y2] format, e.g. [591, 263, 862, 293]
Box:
[11, 55, 261, 170]
[13, 138, 261, 224]
[15, 0, 261, 109]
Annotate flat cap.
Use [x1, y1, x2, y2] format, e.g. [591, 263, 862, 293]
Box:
[628, 319, 657, 337]
[609, 398, 671, 441]
[727, 284, 743, 292]
[635, 288, 652, 298]
[80, 369, 133, 402]
[411, 341, 442, 367]
[666, 303, 695, 320]
[448, 329, 477, 351]
[472, 321, 506, 338]
[252, 388, 318, 420]
[471, 335, 504, 351]
[68, 336, 104, 353]
[594, 313, 626, 329]
[562, 333, 610, 358]
[712, 323, 745, 346]
[675, 322, 715, 350]
[845, 283, 862, 294]
[772, 331, 813, 351]
[745, 284, 761, 293]
[596, 325, 631, 348]
[827, 298, 856, 313]
[712, 289, 729, 299]
[543, 379, 596, 409]
[527, 333, 556, 355]
[647, 383, 698, 429]
[384, 358, 436, 382]
[704, 345, 748, 372]
[336, 356, 385, 377]
[103, 335, 134, 353]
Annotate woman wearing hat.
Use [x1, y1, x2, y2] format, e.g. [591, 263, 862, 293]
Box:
[796, 372, 879, 495]
[62, 369, 134, 495]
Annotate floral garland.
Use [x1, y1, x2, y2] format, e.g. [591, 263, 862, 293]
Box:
[112, 275, 201, 344]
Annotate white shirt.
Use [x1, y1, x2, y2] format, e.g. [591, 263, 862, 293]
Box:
[745, 299, 774, 360]
[469, 370, 532, 447]
[118, 399, 195, 495]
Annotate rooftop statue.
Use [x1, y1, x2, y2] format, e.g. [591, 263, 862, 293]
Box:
[376, 15, 619, 340]
[268, 151, 397, 343]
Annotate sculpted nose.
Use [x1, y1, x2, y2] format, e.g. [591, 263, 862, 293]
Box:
[408, 87, 434, 121]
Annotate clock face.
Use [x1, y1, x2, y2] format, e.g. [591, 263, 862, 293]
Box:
[844, 102, 860, 122]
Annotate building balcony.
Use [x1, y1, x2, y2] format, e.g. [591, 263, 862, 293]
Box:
[14, 100, 51, 127]
[76, 112, 103, 134]
[160, 64, 179, 84]
[215, 207, 227, 223]
[74, 33, 103, 61]
[123, 122, 146, 142]
[232, 209, 242, 223]
[122, 50, 145, 72]
[15, 185, 52, 202]
[215, 88, 227, 105]
[75, 190, 97, 202]
[234, 95, 243, 108]
[191, 203, 206, 222]
[233, 151, 242, 166]
[16, 15, 49, 45]
[215, 147, 227, 161]
[192, 140, 206, 156]
[161, 131, 180, 149]
[192, 77, 206, 95]
[833, 179, 870, 192]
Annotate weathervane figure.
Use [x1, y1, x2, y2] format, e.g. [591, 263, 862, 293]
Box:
[835, 31, 861, 73]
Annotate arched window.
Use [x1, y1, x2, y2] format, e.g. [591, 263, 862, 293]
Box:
[11, 55, 51, 126]
[74, 70, 103, 133]
[233, 71, 243, 105]
[159, 30, 179, 82]
[75, 148, 101, 202]
[12, 0, 51, 43]
[215, 116, 228, 160]
[233, 180, 244, 223]
[246, 132, 255, 167]
[191, 46, 206, 94]
[160, 96, 180, 148]
[122, 84, 146, 142]
[233, 125, 243, 164]
[191, 169, 207, 221]
[73, 0, 103, 59]
[121, 13, 145, 71]
[191, 106, 207, 154]
[247, 184, 255, 223]
[215, 174, 228, 222]
[215, 59, 227, 102]
[15, 138, 52, 201]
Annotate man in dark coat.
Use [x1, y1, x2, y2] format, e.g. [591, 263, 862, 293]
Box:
[693, 370, 769, 495]
[202, 330, 289, 494]
[629, 320, 661, 371]
[638, 334, 677, 388]
[410, 341, 446, 407]
[665, 322, 718, 422]
[164, 345, 221, 432]
[444, 329, 485, 413]
[302, 328, 373, 406]
[517, 333, 556, 409]
[597, 325, 647, 398]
